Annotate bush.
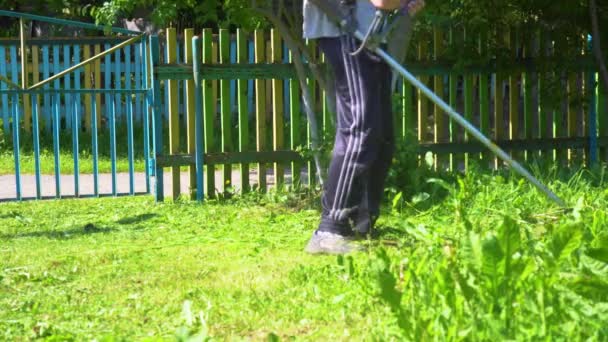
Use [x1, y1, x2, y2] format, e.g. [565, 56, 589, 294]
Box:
[384, 134, 456, 211]
[0, 121, 6, 150]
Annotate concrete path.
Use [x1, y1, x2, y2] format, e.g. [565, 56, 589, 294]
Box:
[0, 168, 304, 201]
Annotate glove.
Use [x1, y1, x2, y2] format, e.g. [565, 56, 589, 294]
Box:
[404, 0, 426, 16]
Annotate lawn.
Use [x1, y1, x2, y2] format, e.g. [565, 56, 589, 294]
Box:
[0, 125, 148, 176]
[1, 167, 608, 340]
[0, 150, 147, 175]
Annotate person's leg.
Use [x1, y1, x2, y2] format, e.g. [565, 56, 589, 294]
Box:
[306, 36, 361, 254]
[366, 63, 396, 222]
[306, 36, 393, 253]
[317, 36, 392, 234]
[350, 54, 395, 235]
[315, 36, 355, 236]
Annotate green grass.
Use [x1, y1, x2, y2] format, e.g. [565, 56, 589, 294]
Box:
[0, 150, 146, 175]
[1, 167, 608, 340]
[0, 124, 148, 175]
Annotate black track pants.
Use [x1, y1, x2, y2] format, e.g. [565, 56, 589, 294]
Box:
[317, 36, 395, 235]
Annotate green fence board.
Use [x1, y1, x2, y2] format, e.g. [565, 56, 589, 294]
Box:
[202, 29, 216, 198]
[255, 30, 267, 192]
[237, 29, 250, 193]
[289, 49, 302, 186]
[220, 29, 233, 191]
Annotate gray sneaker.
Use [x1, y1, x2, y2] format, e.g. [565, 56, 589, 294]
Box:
[305, 230, 363, 255]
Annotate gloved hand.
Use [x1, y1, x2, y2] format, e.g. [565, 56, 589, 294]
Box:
[405, 0, 426, 15]
[369, 0, 403, 10]
[370, 0, 426, 14]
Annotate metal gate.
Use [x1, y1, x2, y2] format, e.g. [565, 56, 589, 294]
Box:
[0, 10, 156, 202]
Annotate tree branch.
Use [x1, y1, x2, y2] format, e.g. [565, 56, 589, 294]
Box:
[251, 5, 329, 183]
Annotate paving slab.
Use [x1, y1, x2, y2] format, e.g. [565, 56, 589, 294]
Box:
[0, 167, 309, 201]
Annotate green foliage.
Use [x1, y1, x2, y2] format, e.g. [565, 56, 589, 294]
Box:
[365, 168, 608, 340]
[3, 0, 608, 43]
[0, 0, 101, 36]
[419, 0, 608, 57]
[0, 0, 99, 18]
[0, 0, 268, 33]
[3, 0, 607, 73]
[0, 121, 6, 150]
[384, 137, 456, 212]
[89, 0, 268, 31]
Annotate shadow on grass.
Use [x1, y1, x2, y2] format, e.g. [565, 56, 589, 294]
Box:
[1, 213, 158, 240]
[0, 223, 116, 240]
[0, 211, 20, 219]
[374, 226, 408, 240]
[116, 213, 157, 225]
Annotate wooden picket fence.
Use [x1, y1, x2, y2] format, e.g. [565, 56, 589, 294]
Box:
[149, 27, 608, 199]
[2, 25, 608, 200]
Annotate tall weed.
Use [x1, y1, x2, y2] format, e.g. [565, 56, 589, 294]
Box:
[355, 167, 608, 340]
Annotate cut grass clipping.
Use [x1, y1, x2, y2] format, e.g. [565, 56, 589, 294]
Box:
[1, 168, 607, 340]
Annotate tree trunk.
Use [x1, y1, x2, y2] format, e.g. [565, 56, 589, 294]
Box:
[590, 0, 608, 97]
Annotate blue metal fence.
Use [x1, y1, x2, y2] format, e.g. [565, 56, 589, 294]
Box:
[0, 10, 152, 202]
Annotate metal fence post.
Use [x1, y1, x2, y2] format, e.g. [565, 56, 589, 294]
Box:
[192, 36, 205, 202]
[150, 35, 164, 202]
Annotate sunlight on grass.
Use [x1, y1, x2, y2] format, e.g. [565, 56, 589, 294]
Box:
[1, 167, 607, 340]
[0, 150, 146, 175]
